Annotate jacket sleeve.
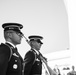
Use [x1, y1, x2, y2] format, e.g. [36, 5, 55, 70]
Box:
[24, 51, 35, 75]
[0, 45, 10, 75]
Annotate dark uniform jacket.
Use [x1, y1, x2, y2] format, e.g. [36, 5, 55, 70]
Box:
[0, 43, 23, 75]
[24, 49, 42, 75]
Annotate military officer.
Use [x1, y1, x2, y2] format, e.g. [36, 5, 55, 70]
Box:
[0, 23, 24, 75]
[24, 35, 43, 75]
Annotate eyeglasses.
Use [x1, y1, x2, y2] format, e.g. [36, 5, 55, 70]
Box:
[36, 40, 43, 44]
[16, 32, 23, 37]
[8, 31, 23, 37]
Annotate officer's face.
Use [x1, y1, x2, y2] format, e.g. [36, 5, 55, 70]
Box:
[9, 31, 23, 45]
[33, 41, 42, 50]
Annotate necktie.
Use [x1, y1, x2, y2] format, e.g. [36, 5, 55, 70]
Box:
[13, 47, 17, 53]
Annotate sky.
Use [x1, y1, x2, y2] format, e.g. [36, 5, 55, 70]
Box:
[0, 0, 69, 58]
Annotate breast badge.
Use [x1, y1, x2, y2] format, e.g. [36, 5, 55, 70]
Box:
[13, 64, 18, 69]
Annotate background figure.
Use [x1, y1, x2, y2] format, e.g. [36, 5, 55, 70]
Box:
[53, 65, 61, 75]
[24, 35, 43, 75]
[67, 66, 76, 75]
[0, 23, 24, 75]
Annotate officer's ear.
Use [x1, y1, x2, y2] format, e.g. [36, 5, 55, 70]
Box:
[29, 41, 36, 47]
[5, 31, 13, 39]
[8, 32, 12, 38]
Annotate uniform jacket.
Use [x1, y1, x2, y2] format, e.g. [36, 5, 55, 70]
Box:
[0, 43, 23, 75]
[24, 49, 42, 75]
